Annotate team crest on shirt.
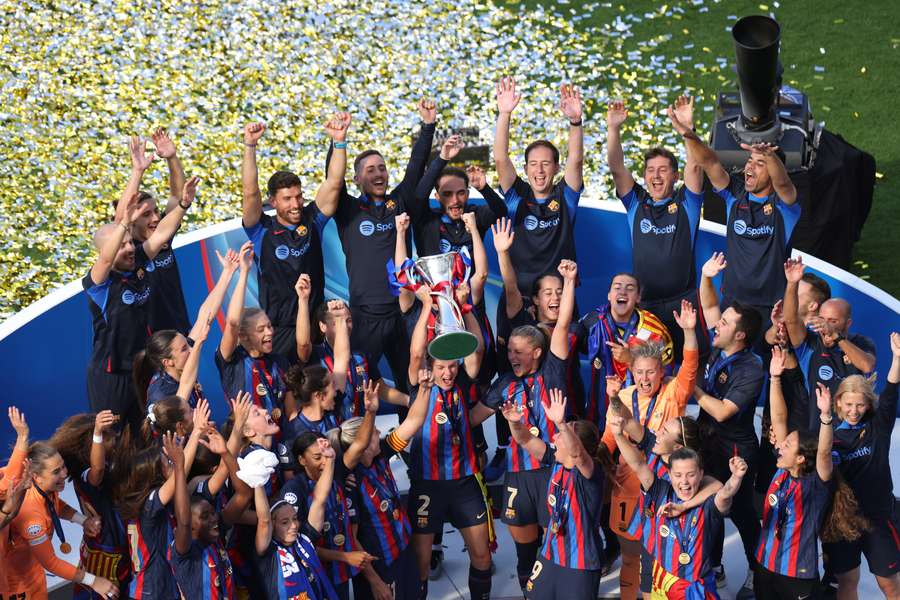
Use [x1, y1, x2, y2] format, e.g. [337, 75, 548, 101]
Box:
[355, 364, 366, 375]
[843, 354, 852, 365]
[297, 225, 308, 237]
[26, 524, 42, 538]
[763, 203, 773, 215]
[284, 492, 298, 505]
[718, 372, 728, 384]
[667, 202, 678, 214]
[547, 200, 559, 212]
[417, 517, 428, 528]
[136, 268, 145, 280]
[505, 508, 516, 520]
[385, 199, 396, 211]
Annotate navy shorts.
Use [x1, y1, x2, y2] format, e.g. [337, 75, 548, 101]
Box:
[526, 556, 601, 600]
[824, 511, 900, 577]
[640, 547, 654, 594]
[408, 475, 488, 534]
[501, 468, 552, 527]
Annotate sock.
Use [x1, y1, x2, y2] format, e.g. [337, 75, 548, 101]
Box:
[514, 539, 540, 591]
[418, 579, 428, 600]
[619, 551, 640, 600]
[468, 564, 492, 600]
[433, 530, 444, 547]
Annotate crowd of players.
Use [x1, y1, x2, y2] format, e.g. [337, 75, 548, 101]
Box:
[1, 79, 898, 600]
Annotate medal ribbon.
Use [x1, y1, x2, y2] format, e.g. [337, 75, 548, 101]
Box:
[33, 481, 68, 547]
[550, 467, 572, 532]
[632, 389, 659, 428]
[772, 471, 800, 540]
[253, 358, 278, 411]
[360, 458, 398, 511]
[439, 386, 465, 443]
[669, 511, 693, 560]
[519, 375, 542, 435]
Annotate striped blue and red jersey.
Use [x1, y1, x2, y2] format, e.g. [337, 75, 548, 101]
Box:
[409, 375, 480, 481]
[147, 370, 207, 409]
[283, 410, 341, 442]
[257, 531, 339, 600]
[72, 470, 131, 599]
[355, 442, 412, 565]
[311, 342, 380, 421]
[646, 477, 724, 584]
[539, 447, 605, 570]
[171, 539, 234, 600]
[126, 489, 179, 600]
[280, 473, 358, 584]
[214, 346, 288, 412]
[484, 351, 567, 472]
[756, 468, 831, 579]
[625, 431, 671, 553]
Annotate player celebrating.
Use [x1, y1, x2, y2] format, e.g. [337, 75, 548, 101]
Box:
[607, 96, 706, 363]
[493, 78, 584, 299]
[241, 113, 350, 355]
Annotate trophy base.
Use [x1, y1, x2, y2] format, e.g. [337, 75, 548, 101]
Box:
[428, 332, 480, 361]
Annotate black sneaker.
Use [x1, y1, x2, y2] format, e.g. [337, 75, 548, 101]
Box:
[429, 548, 444, 580]
[736, 571, 755, 600]
[483, 448, 507, 482]
[713, 565, 727, 589]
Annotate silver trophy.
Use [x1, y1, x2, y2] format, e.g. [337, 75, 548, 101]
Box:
[413, 252, 479, 360]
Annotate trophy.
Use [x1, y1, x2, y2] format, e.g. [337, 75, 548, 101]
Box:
[410, 251, 479, 360]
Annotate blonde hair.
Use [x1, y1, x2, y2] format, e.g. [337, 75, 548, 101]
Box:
[834, 374, 878, 418]
[326, 417, 363, 451]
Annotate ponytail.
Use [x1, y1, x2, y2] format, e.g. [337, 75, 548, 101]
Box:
[139, 395, 188, 448]
[133, 329, 180, 409]
[286, 364, 331, 408]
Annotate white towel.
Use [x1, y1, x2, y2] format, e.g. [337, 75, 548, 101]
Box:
[236, 448, 278, 488]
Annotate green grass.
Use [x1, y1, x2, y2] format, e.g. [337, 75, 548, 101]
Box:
[526, 0, 900, 296]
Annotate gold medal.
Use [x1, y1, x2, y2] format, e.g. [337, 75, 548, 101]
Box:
[271, 407, 282, 421]
[593, 357, 602, 370]
[768, 493, 778, 507]
[60, 542, 72, 554]
[548, 494, 557, 507]
[659, 524, 670, 538]
[380, 500, 390, 512]
[434, 412, 448, 425]
[529, 426, 540, 437]
[256, 383, 268, 396]
[333, 533, 346, 546]
[678, 552, 691, 565]
[550, 521, 560, 533]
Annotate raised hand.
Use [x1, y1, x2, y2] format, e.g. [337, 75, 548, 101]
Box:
[605, 375, 623, 400]
[413, 283, 433, 307]
[238, 240, 254, 273]
[606, 340, 632, 365]
[466, 165, 486, 190]
[324, 112, 351, 142]
[557, 259, 578, 282]
[418, 98, 437, 124]
[121, 192, 141, 226]
[770, 345, 786, 377]
[193, 310, 213, 344]
[418, 369, 434, 389]
[500, 400, 524, 424]
[230, 392, 253, 432]
[129, 136, 156, 172]
[495, 77, 521, 114]
[317, 437, 336, 460]
[440, 134, 463, 161]
[491, 217, 515, 253]
[673, 299, 697, 331]
[809, 316, 838, 345]
[740, 142, 781, 157]
[891, 332, 900, 358]
[606, 99, 628, 129]
[162, 431, 185, 468]
[784, 256, 805, 283]
[363, 380, 380, 414]
[199, 428, 228, 455]
[666, 104, 691, 136]
[395, 212, 410, 234]
[244, 122, 266, 146]
[181, 175, 200, 207]
[815, 382, 833, 416]
[542, 388, 567, 425]
[701, 252, 727, 279]
[151, 128, 177, 159]
[295, 274, 311, 301]
[559, 83, 583, 123]
[460, 210, 477, 234]
[8, 406, 28, 442]
[193, 398, 211, 433]
[672, 95, 695, 130]
[729, 456, 748, 478]
[216, 247, 241, 274]
[608, 393, 628, 418]
[770, 299, 784, 326]
[93, 410, 117, 436]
